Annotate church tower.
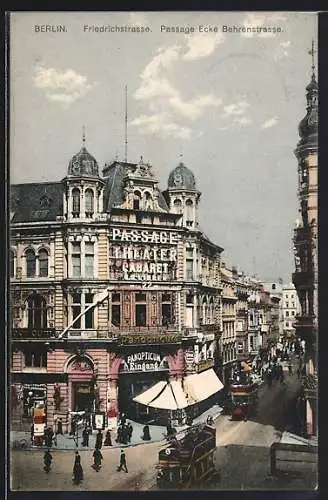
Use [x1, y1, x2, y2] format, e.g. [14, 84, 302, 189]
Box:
[292, 41, 318, 439]
[164, 160, 201, 229]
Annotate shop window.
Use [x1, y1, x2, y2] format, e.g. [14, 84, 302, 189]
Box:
[26, 249, 36, 277]
[136, 304, 146, 326]
[72, 242, 81, 277]
[72, 293, 81, 329]
[85, 242, 94, 277]
[72, 188, 80, 217]
[39, 249, 49, 277]
[10, 250, 15, 277]
[27, 294, 47, 329]
[24, 348, 47, 368]
[85, 293, 94, 329]
[162, 293, 172, 326]
[85, 189, 94, 217]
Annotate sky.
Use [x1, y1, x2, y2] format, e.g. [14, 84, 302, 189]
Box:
[10, 11, 318, 283]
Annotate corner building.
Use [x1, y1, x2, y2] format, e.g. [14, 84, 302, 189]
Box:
[10, 144, 223, 430]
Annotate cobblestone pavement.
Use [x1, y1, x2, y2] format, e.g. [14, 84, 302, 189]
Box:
[11, 354, 316, 491]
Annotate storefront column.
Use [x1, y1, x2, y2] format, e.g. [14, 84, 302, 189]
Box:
[167, 348, 185, 380]
[107, 354, 123, 427]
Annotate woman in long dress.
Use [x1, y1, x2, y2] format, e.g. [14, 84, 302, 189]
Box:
[73, 451, 84, 484]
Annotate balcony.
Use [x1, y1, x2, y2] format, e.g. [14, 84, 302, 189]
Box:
[111, 325, 181, 345]
[12, 328, 58, 340]
[292, 269, 314, 288]
[293, 226, 312, 244]
[293, 315, 315, 329]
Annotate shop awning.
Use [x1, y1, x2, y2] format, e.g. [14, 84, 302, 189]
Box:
[183, 369, 224, 403]
[133, 380, 190, 410]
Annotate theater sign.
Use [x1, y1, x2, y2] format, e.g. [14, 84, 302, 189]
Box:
[109, 228, 179, 281]
[122, 352, 168, 372]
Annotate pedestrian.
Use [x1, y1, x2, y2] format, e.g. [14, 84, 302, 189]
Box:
[48, 426, 54, 447]
[56, 418, 63, 435]
[104, 429, 112, 446]
[95, 429, 103, 450]
[141, 425, 151, 441]
[82, 426, 89, 447]
[116, 425, 122, 443]
[70, 419, 76, 436]
[43, 449, 52, 473]
[72, 451, 83, 484]
[120, 413, 126, 426]
[92, 448, 103, 472]
[117, 449, 128, 473]
[30, 424, 34, 444]
[288, 362, 293, 375]
[127, 423, 133, 443]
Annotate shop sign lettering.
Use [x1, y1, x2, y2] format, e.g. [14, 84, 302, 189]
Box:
[111, 228, 178, 244]
[125, 352, 163, 372]
[120, 334, 180, 345]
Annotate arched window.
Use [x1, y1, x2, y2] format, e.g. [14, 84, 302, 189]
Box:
[173, 198, 182, 213]
[72, 188, 80, 217]
[39, 249, 49, 277]
[27, 294, 47, 328]
[10, 250, 15, 277]
[85, 189, 94, 217]
[133, 190, 141, 210]
[144, 191, 153, 210]
[26, 249, 36, 277]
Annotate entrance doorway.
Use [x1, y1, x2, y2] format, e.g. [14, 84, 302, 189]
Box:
[72, 382, 93, 412]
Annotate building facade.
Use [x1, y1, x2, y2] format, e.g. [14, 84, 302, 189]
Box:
[281, 283, 301, 338]
[292, 63, 318, 438]
[220, 264, 237, 384]
[10, 143, 225, 430]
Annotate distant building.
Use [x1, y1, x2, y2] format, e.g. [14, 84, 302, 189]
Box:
[220, 264, 237, 384]
[281, 283, 301, 337]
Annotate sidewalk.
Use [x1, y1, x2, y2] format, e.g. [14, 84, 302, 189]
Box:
[11, 404, 223, 451]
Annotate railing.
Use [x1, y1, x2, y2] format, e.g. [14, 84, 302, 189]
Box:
[12, 328, 59, 339]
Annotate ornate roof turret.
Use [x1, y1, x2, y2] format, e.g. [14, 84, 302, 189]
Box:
[297, 41, 318, 145]
[68, 127, 99, 177]
[167, 160, 197, 191]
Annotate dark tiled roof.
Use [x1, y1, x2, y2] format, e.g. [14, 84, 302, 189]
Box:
[102, 161, 169, 212]
[11, 182, 63, 222]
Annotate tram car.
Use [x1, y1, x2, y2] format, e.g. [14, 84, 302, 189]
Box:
[156, 423, 216, 489]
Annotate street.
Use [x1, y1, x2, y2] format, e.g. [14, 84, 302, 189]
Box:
[11, 361, 316, 491]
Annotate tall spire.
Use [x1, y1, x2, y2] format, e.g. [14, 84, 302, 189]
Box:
[124, 85, 128, 163]
[82, 125, 86, 146]
[308, 39, 316, 78]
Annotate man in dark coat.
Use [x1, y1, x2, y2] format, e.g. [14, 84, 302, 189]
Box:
[56, 418, 63, 435]
[92, 448, 103, 471]
[95, 429, 103, 449]
[73, 451, 83, 484]
[82, 427, 89, 447]
[127, 423, 133, 443]
[104, 429, 112, 446]
[117, 449, 128, 473]
[43, 449, 52, 473]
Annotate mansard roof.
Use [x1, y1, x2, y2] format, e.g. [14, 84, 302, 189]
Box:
[11, 182, 63, 223]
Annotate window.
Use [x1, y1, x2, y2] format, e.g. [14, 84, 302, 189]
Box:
[285, 311, 289, 317]
[285, 321, 290, 328]
[285, 294, 289, 299]
[72, 243, 81, 277]
[285, 302, 289, 308]
[272, 284, 276, 290]
[10, 251, 15, 277]
[173, 199, 182, 213]
[85, 189, 94, 217]
[85, 293, 94, 329]
[186, 293, 194, 305]
[111, 292, 121, 326]
[25, 348, 47, 368]
[72, 188, 80, 216]
[186, 248, 194, 279]
[39, 249, 49, 277]
[27, 294, 47, 328]
[291, 310, 295, 316]
[26, 249, 36, 277]
[85, 242, 94, 277]
[72, 293, 81, 329]
[133, 191, 141, 210]
[162, 293, 172, 326]
[291, 294, 294, 299]
[135, 292, 146, 326]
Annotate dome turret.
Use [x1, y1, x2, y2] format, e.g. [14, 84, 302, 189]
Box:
[168, 162, 196, 190]
[68, 130, 99, 177]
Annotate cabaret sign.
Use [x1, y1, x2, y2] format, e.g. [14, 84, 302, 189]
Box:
[125, 352, 163, 372]
[111, 228, 178, 244]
